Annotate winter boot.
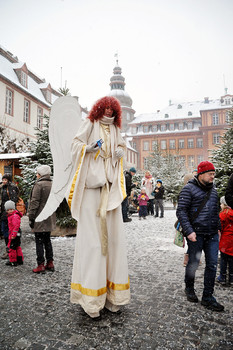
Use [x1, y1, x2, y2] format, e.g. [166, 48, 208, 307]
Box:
[33, 263, 46, 274]
[201, 295, 224, 312]
[5, 261, 17, 266]
[217, 274, 227, 285]
[17, 256, 24, 265]
[45, 260, 55, 272]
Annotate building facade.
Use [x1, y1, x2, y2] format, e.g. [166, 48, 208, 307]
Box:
[0, 45, 61, 145]
[127, 95, 233, 172]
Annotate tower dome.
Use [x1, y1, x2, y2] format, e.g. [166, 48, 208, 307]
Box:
[108, 60, 133, 108]
[108, 56, 135, 132]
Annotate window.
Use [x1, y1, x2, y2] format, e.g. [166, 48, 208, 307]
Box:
[152, 125, 157, 132]
[196, 138, 203, 148]
[24, 99, 30, 123]
[187, 122, 193, 130]
[225, 112, 230, 123]
[37, 107, 43, 129]
[21, 71, 27, 88]
[178, 123, 184, 130]
[187, 138, 194, 148]
[46, 90, 51, 103]
[161, 140, 167, 150]
[143, 141, 149, 151]
[144, 125, 149, 133]
[212, 113, 219, 125]
[169, 123, 174, 131]
[161, 124, 166, 132]
[131, 127, 137, 134]
[178, 139, 185, 149]
[5, 88, 13, 115]
[169, 139, 175, 149]
[144, 157, 149, 169]
[152, 140, 158, 150]
[197, 155, 204, 164]
[213, 133, 220, 144]
[126, 112, 130, 121]
[188, 155, 195, 168]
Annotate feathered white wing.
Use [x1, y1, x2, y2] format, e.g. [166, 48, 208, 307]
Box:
[35, 96, 82, 222]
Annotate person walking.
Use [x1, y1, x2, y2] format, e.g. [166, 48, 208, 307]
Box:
[4, 200, 24, 266]
[176, 161, 224, 311]
[28, 165, 56, 274]
[121, 167, 137, 222]
[137, 188, 149, 220]
[153, 179, 164, 218]
[141, 171, 155, 215]
[68, 96, 130, 319]
[217, 196, 233, 286]
[0, 174, 19, 259]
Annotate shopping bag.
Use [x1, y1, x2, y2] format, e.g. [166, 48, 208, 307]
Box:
[174, 229, 185, 248]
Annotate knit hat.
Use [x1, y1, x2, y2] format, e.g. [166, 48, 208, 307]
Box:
[5, 200, 15, 211]
[157, 179, 162, 184]
[197, 161, 215, 175]
[129, 167, 136, 174]
[37, 165, 51, 176]
[2, 174, 12, 182]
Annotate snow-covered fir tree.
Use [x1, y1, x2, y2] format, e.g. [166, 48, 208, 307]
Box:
[212, 110, 233, 197]
[17, 114, 76, 228]
[145, 142, 186, 205]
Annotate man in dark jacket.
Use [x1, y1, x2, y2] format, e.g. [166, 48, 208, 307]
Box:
[176, 161, 224, 312]
[28, 165, 56, 274]
[121, 167, 136, 222]
[225, 173, 233, 209]
[153, 179, 164, 218]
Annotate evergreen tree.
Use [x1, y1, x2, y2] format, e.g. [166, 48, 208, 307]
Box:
[17, 114, 76, 228]
[212, 110, 233, 197]
[145, 142, 186, 205]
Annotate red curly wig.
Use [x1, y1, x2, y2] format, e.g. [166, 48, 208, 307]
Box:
[88, 96, 122, 128]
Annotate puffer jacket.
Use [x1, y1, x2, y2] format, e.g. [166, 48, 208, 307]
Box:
[28, 175, 56, 232]
[8, 210, 22, 237]
[176, 177, 221, 237]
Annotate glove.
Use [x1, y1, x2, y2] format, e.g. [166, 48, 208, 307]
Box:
[10, 236, 20, 249]
[29, 219, 35, 229]
[115, 147, 124, 159]
[86, 142, 99, 153]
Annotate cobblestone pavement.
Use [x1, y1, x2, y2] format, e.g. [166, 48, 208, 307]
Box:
[0, 211, 232, 350]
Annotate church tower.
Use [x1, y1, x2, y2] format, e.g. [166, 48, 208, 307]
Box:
[108, 56, 135, 132]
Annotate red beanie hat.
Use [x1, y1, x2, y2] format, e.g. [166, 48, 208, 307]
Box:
[197, 161, 215, 175]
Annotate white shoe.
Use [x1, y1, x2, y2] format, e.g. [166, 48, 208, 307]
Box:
[105, 299, 120, 313]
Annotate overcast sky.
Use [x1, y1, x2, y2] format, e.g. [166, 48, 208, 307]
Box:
[1, 0, 233, 115]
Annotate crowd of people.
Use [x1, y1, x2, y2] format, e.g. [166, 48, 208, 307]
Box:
[0, 96, 233, 319]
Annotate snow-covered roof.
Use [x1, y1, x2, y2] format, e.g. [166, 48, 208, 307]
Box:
[130, 99, 233, 124]
[0, 152, 32, 160]
[0, 47, 60, 107]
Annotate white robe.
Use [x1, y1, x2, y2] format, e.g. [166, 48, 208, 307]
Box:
[68, 118, 130, 314]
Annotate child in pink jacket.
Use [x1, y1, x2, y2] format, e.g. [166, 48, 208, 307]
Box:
[5, 200, 24, 266]
[137, 188, 149, 220]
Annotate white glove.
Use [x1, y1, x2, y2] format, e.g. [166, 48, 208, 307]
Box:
[115, 147, 124, 159]
[86, 142, 99, 153]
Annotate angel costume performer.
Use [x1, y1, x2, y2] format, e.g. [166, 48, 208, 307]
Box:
[68, 96, 130, 318]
